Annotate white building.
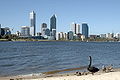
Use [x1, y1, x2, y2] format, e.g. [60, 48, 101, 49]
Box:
[115, 33, 120, 39]
[71, 22, 80, 34]
[16, 31, 21, 36]
[64, 33, 67, 40]
[100, 34, 106, 38]
[81, 35, 85, 41]
[59, 32, 64, 39]
[106, 33, 114, 39]
[56, 32, 67, 40]
[30, 11, 36, 36]
[56, 32, 60, 40]
[76, 24, 80, 34]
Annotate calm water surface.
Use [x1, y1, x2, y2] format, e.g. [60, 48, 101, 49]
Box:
[0, 41, 120, 76]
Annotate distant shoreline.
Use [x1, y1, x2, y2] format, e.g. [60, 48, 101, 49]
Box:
[0, 39, 120, 42]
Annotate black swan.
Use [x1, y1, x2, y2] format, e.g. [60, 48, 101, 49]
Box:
[87, 56, 99, 74]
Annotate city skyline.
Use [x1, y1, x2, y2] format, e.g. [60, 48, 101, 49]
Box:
[0, 0, 120, 34]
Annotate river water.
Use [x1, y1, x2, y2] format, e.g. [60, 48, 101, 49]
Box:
[0, 41, 120, 76]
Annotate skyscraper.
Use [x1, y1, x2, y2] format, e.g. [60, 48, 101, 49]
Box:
[71, 22, 80, 34]
[30, 11, 36, 36]
[82, 23, 89, 38]
[50, 14, 56, 31]
[50, 14, 57, 40]
[76, 24, 80, 34]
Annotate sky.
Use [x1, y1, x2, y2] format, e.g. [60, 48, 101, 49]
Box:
[0, 0, 120, 35]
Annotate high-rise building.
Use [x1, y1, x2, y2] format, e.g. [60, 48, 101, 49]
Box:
[50, 14, 57, 40]
[71, 22, 76, 34]
[76, 24, 80, 34]
[50, 14, 56, 31]
[41, 23, 47, 36]
[82, 23, 89, 38]
[71, 22, 80, 34]
[21, 26, 30, 37]
[30, 11, 36, 36]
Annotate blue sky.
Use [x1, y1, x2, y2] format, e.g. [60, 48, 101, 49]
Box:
[0, 0, 120, 34]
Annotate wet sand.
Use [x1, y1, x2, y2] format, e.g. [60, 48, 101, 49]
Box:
[0, 68, 120, 80]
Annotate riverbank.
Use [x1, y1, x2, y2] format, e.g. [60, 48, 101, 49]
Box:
[1, 38, 120, 42]
[1, 68, 120, 80]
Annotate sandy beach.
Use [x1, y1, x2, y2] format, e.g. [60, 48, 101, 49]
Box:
[31, 72, 120, 80]
[1, 68, 120, 80]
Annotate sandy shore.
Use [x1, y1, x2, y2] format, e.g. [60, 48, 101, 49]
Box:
[0, 68, 120, 80]
[30, 72, 120, 80]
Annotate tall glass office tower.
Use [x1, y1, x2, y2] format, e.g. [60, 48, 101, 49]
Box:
[30, 11, 36, 36]
[82, 23, 89, 38]
[50, 14, 56, 40]
[50, 14, 56, 31]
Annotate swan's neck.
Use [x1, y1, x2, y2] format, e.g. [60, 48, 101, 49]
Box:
[88, 57, 92, 67]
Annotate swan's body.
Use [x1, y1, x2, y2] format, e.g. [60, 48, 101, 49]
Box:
[87, 56, 99, 74]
